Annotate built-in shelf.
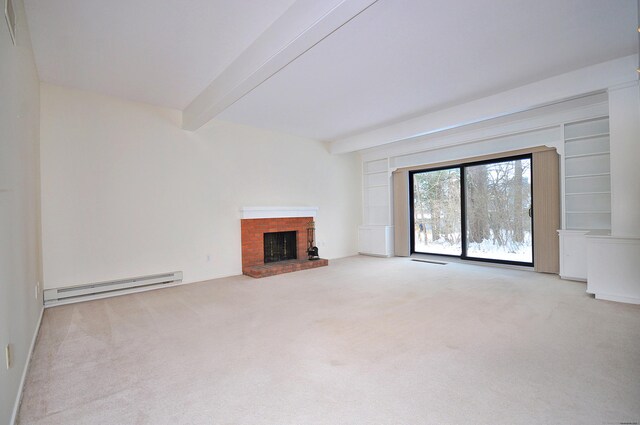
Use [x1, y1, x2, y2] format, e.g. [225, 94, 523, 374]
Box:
[564, 132, 610, 142]
[565, 191, 611, 196]
[566, 211, 611, 214]
[562, 117, 611, 232]
[363, 159, 392, 228]
[565, 152, 610, 159]
[565, 172, 610, 179]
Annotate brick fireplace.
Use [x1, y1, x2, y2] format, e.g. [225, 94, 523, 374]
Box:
[240, 207, 328, 278]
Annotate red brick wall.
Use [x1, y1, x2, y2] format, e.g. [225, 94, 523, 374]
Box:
[241, 217, 313, 269]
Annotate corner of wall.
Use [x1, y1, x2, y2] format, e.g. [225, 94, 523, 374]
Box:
[1, 0, 44, 423]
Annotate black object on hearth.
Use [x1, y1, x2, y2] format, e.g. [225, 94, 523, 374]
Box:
[307, 220, 320, 260]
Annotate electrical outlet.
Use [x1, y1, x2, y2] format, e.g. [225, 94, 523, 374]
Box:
[5, 344, 12, 369]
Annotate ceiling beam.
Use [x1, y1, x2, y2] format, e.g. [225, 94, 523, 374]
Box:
[329, 54, 639, 154]
[182, 0, 379, 131]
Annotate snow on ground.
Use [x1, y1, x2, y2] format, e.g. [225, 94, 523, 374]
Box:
[414, 232, 532, 263]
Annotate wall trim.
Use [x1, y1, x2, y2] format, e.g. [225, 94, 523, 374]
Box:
[607, 80, 639, 93]
[361, 94, 608, 162]
[11, 306, 44, 425]
[390, 145, 554, 174]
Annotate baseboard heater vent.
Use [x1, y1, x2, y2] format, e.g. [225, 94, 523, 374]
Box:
[411, 259, 448, 265]
[44, 271, 183, 306]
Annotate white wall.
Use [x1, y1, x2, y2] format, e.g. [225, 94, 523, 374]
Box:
[609, 81, 640, 237]
[40, 83, 361, 289]
[0, 0, 42, 423]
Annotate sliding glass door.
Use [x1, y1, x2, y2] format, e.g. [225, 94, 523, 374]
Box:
[412, 168, 461, 255]
[410, 155, 533, 266]
[464, 157, 532, 263]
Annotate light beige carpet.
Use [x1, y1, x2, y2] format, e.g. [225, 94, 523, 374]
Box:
[17, 256, 640, 424]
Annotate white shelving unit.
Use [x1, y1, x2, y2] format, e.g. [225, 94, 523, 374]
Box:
[362, 159, 391, 226]
[360, 159, 393, 256]
[559, 116, 610, 281]
[563, 117, 611, 231]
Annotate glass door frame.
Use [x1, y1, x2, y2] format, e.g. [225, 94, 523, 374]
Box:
[409, 153, 534, 267]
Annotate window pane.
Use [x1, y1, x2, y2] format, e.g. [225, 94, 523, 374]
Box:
[465, 158, 532, 263]
[413, 168, 461, 255]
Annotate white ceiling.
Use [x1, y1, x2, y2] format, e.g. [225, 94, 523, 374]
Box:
[218, 0, 638, 141]
[24, 0, 297, 109]
[25, 0, 638, 142]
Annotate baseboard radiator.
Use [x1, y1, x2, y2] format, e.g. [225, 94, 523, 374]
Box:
[43, 271, 183, 306]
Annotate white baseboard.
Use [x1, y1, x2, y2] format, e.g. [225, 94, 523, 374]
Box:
[358, 252, 391, 258]
[594, 293, 640, 305]
[559, 274, 587, 282]
[10, 306, 44, 425]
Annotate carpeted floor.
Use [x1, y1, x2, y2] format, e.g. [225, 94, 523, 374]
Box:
[17, 255, 640, 424]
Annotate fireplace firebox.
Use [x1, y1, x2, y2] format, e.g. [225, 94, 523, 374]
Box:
[264, 231, 297, 263]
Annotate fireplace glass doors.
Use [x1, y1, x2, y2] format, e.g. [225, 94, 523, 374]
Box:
[264, 231, 297, 263]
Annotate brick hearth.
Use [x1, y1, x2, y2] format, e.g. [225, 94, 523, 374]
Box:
[243, 258, 329, 278]
[241, 216, 328, 278]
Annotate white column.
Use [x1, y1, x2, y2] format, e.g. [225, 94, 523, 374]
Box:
[587, 81, 640, 304]
[608, 80, 640, 237]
